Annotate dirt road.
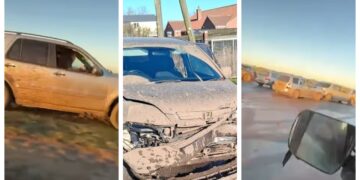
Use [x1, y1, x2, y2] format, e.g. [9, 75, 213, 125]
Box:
[242, 82, 354, 180]
[5, 106, 118, 180]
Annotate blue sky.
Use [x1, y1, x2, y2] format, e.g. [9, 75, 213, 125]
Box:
[5, 0, 118, 72]
[123, 0, 236, 28]
[243, 0, 355, 88]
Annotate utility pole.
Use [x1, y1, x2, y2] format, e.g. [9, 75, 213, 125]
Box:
[179, 0, 195, 42]
[154, 0, 164, 37]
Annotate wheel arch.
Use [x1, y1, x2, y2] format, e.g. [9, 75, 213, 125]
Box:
[107, 97, 118, 117]
[4, 80, 15, 102]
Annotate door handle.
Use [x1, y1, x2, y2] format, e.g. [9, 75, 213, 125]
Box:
[5, 63, 16, 68]
[54, 71, 66, 76]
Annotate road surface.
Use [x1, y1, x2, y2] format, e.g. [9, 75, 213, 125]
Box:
[5, 106, 118, 180]
[242, 82, 354, 180]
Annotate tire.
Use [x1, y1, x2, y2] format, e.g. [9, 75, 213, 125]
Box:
[292, 90, 300, 99]
[5, 84, 11, 109]
[109, 103, 118, 129]
[123, 166, 134, 180]
[324, 94, 332, 101]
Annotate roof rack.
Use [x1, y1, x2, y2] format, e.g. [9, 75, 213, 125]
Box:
[5, 31, 73, 45]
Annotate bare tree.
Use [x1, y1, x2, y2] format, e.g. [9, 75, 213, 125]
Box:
[126, 7, 135, 15]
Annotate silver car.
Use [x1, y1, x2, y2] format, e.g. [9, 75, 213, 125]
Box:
[123, 37, 237, 179]
[255, 70, 279, 88]
[4, 31, 118, 128]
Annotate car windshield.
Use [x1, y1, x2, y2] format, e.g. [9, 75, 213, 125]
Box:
[317, 82, 331, 88]
[123, 47, 222, 82]
[278, 75, 290, 82]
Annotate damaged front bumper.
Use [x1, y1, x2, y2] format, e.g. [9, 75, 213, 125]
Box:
[123, 113, 237, 179]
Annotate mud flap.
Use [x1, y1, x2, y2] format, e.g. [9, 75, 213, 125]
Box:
[282, 150, 292, 167]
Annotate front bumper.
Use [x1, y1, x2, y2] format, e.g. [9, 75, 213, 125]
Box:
[123, 116, 237, 178]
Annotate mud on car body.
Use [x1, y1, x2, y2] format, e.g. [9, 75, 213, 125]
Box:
[123, 37, 237, 179]
[4, 31, 118, 128]
[273, 74, 323, 101]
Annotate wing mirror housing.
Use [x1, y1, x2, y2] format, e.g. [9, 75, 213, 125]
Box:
[283, 110, 355, 174]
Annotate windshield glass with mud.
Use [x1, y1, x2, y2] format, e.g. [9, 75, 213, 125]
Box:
[123, 47, 222, 82]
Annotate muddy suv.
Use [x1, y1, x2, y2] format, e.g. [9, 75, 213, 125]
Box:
[4, 31, 118, 128]
[273, 75, 323, 100]
[123, 38, 237, 179]
[316, 82, 355, 105]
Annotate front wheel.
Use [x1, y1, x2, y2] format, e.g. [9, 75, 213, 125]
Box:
[110, 103, 118, 129]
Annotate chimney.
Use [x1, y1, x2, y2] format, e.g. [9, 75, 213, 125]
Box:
[196, 6, 202, 20]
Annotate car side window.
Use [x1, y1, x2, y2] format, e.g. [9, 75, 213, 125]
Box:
[7, 39, 49, 66]
[7, 39, 21, 59]
[293, 78, 299, 84]
[56, 45, 95, 74]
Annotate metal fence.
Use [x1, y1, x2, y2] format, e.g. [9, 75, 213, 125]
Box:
[210, 38, 237, 77]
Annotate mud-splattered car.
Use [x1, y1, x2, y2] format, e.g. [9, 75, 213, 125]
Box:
[242, 64, 256, 82]
[273, 74, 323, 101]
[4, 31, 118, 128]
[315, 82, 355, 106]
[123, 38, 237, 179]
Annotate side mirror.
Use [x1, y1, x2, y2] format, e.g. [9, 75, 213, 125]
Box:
[284, 110, 355, 174]
[221, 66, 232, 79]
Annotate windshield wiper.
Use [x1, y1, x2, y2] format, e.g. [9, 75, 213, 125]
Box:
[153, 79, 182, 84]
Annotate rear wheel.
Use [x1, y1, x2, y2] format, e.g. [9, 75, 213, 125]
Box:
[257, 82, 264, 87]
[110, 103, 118, 129]
[5, 84, 11, 109]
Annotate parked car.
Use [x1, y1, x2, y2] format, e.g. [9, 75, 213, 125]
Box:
[242, 64, 256, 82]
[123, 37, 237, 179]
[273, 74, 323, 100]
[283, 108, 355, 180]
[255, 70, 279, 88]
[4, 31, 118, 128]
[316, 82, 355, 105]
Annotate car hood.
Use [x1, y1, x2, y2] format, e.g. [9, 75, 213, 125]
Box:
[124, 80, 236, 114]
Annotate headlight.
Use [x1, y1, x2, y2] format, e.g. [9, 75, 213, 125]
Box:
[124, 100, 173, 126]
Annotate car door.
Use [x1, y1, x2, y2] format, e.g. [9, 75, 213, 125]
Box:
[46, 44, 108, 112]
[5, 38, 54, 105]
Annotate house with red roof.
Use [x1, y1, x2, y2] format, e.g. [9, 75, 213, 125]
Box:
[164, 4, 236, 37]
